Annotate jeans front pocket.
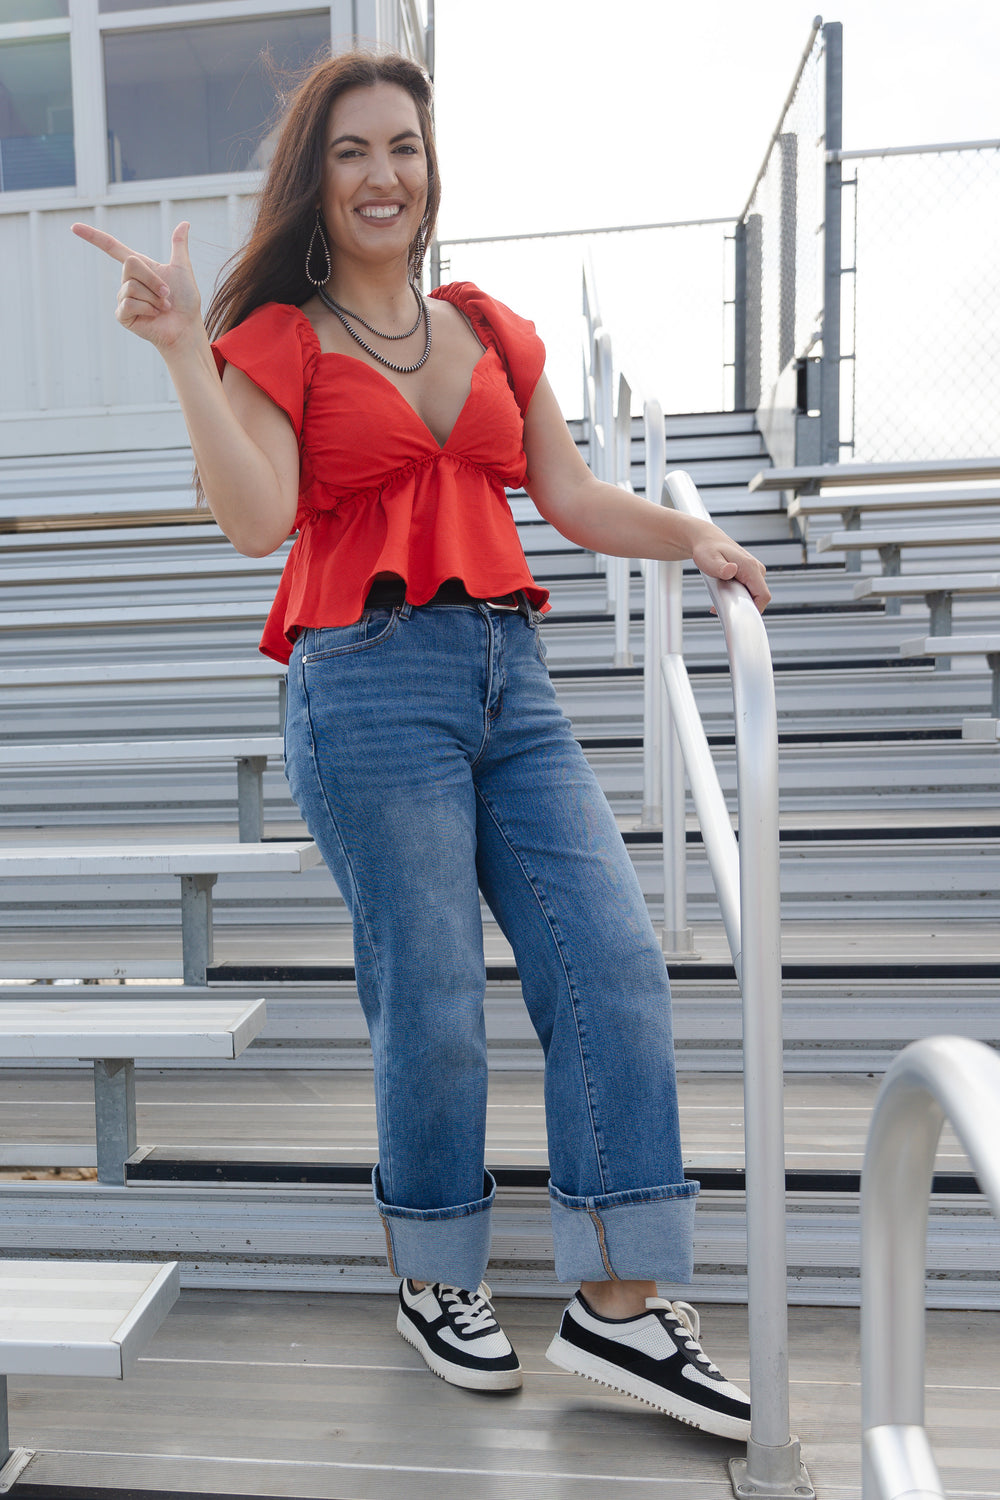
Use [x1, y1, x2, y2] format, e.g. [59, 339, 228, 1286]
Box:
[300, 607, 399, 662]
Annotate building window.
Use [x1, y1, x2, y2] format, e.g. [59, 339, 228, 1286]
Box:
[103, 13, 330, 183]
[0, 34, 74, 191]
[0, 3, 68, 18]
[99, 0, 242, 9]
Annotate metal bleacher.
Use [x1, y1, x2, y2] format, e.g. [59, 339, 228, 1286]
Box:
[1, 416, 999, 1494]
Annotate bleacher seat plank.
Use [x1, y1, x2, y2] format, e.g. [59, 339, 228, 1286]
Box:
[852, 571, 1000, 633]
[900, 636, 1000, 717]
[0, 553, 287, 587]
[788, 485, 1000, 521]
[818, 522, 1000, 554]
[0, 738, 284, 840]
[0, 736, 282, 768]
[750, 457, 1000, 492]
[0, 1260, 179, 1377]
[0, 999, 266, 1060]
[0, 843, 319, 985]
[962, 718, 1000, 742]
[853, 572, 1000, 600]
[0, 657, 284, 688]
[899, 635, 1000, 659]
[0, 842, 318, 878]
[0, 998, 266, 1184]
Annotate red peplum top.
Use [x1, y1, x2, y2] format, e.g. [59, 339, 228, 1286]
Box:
[211, 281, 551, 663]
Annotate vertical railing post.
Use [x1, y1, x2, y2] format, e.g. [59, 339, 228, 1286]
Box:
[724, 590, 811, 1497]
[744, 213, 763, 411]
[593, 329, 615, 611]
[659, 548, 694, 957]
[641, 402, 665, 829]
[733, 220, 747, 411]
[820, 20, 844, 464]
[613, 373, 634, 667]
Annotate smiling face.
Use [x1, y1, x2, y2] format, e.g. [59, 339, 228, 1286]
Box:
[318, 81, 429, 278]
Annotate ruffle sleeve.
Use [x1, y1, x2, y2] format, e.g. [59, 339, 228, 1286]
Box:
[430, 282, 546, 416]
[211, 302, 319, 438]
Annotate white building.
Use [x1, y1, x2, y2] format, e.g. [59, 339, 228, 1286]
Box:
[0, 0, 429, 461]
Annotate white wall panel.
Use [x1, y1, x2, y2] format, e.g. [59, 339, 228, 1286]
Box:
[0, 187, 258, 457]
[91, 201, 172, 411]
[47, 205, 115, 411]
[0, 213, 35, 414]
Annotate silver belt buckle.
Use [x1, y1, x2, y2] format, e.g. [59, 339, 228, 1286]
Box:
[486, 593, 522, 613]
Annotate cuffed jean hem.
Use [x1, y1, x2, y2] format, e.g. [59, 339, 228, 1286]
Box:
[549, 1179, 700, 1284]
[373, 1166, 496, 1292]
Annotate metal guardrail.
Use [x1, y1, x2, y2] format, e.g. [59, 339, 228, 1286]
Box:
[861, 1035, 1000, 1499]
[582, 268, 813, 1495]
[654, 469, 812, 1499]
[583, 259, 633, 664]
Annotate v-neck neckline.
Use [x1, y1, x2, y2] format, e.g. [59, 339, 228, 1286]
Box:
[316, 345, 493, 451]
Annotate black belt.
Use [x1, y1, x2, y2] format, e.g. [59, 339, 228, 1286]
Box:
[364, 579, 532, 619]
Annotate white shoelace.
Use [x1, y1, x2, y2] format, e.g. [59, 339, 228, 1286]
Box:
[665, 1299, 720, 1373]
[439, 1281, 499, 1336]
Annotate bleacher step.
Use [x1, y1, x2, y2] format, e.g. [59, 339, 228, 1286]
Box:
[0, 1178, 992, 1307]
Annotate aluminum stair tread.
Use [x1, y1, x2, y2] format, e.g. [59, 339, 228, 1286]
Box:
[16, 1293, 998, 1500]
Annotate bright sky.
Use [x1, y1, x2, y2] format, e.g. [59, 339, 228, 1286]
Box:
[429, 1, 1000, 431]
[432, 0, 1000, 238]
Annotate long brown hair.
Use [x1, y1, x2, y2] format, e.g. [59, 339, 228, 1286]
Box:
[205, 50, 440, 341]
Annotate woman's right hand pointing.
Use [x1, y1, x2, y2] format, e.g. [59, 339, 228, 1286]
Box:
[71, 220, 204, 355]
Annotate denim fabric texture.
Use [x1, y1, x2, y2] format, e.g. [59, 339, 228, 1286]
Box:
[284, 601, 696, 1290]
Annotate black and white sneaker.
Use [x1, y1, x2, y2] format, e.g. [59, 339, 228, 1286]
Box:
[546, 1293, 751, 1441]
[397, 1280, 522, 1391]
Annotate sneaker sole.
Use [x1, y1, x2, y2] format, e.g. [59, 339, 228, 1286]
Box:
[397, 1307, 523, 1392]
[545, 1332, 750, 1442]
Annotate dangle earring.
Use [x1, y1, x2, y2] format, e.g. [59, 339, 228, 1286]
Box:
[411, 224, 427, 285]
[305, 208, 331, 286]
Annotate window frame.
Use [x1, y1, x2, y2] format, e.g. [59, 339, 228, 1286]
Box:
[0, 0, 334, 208]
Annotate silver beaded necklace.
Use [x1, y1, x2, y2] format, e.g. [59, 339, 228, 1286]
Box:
[317, 282, 432, 375]
[321, 283, 424, 340]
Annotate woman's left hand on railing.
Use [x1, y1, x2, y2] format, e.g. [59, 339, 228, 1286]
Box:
[691, 534, 771, 613]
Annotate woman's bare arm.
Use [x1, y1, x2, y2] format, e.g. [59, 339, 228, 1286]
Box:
[71, 221, 298, 555]
[522, 373, 770, 612]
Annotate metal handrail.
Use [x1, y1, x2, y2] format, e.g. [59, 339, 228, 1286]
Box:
[654, 469, 810, 1495]
[577, 265, 811, 1491]
[435, 214, 737, 251]
[861, 1035, 1000, 1499]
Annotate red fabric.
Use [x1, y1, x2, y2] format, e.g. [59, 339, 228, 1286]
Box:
[212, 282, 549, 663]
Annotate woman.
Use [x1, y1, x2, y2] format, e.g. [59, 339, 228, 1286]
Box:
[73, 51, 767, 1442]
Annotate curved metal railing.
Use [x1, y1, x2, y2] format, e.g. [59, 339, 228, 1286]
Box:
[861, 1035, 1000, 1499]
[653, 466, 811, 1495]
[582, 265, 813, 1494]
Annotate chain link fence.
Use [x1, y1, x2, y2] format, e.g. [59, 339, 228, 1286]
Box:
[433, 220, 734, 418]
[842, 143, 1000, 462]
[434, 23, 999, 468]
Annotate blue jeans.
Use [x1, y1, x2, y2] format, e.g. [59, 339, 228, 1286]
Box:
[284, 601, 697, 1290]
